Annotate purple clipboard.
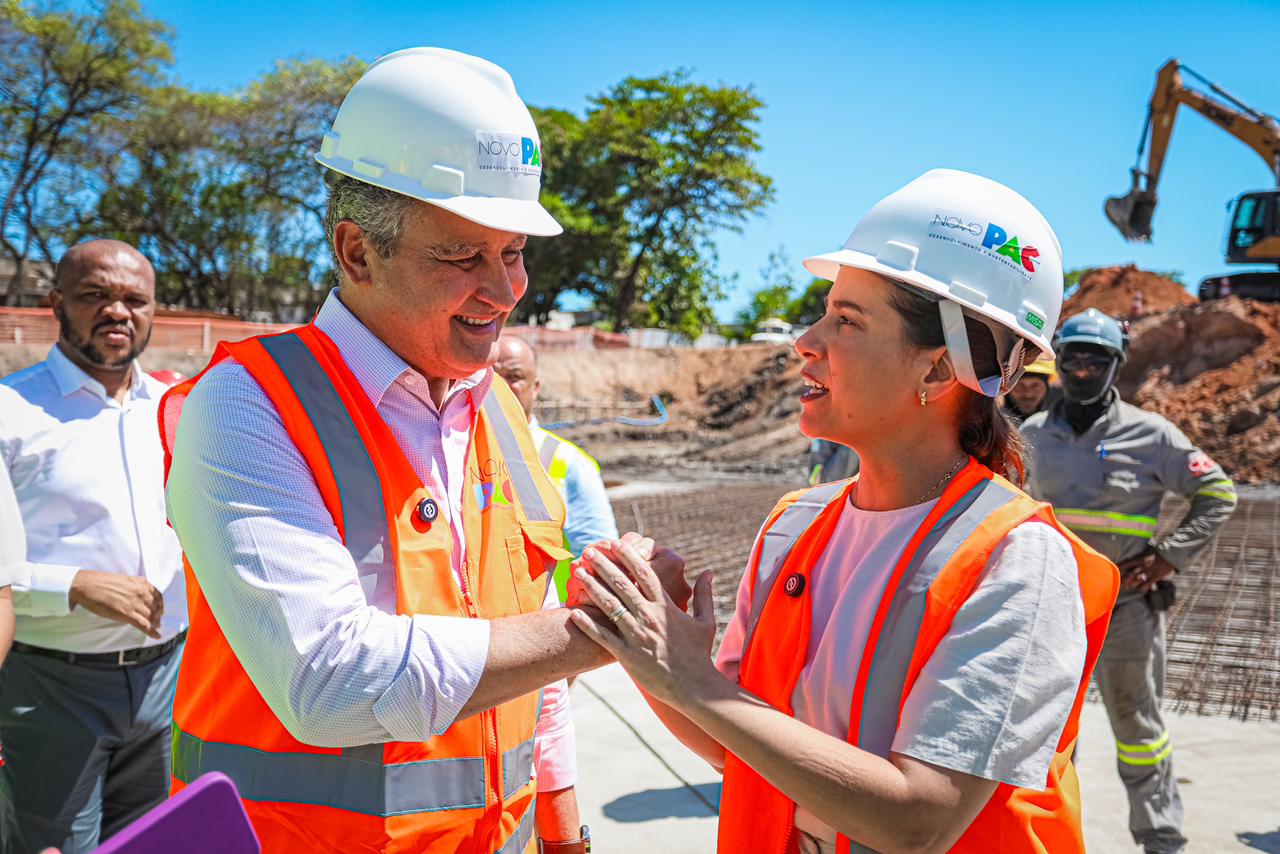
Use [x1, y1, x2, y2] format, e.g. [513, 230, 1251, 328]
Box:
[92, 772, 260, 854]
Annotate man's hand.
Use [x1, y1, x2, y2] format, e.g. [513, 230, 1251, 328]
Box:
[566, 534, 693, 612]
[1117, 549, 1177, 593]
[68, 570, 164, 638]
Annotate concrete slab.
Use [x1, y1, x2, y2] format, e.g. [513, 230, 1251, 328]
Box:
[570, 663, 719, 853]
[1077, 701, 1280, 853]
[572, 665, 1280, 853]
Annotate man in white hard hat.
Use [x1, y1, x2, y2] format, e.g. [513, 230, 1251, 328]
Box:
[163, 48, 689, 854]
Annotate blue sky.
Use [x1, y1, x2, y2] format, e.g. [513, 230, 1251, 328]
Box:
[142, 0, 1280, 319]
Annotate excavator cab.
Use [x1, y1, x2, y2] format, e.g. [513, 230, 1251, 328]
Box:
[1225, 190, 1280, 264]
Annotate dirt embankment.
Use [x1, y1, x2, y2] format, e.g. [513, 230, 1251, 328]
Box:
[1117, 298, 1280, 483]
[538, 344, 809, 478]
[1064, 264, 1197, 318]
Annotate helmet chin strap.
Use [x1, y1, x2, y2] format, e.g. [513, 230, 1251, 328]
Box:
[938, 301, 1026, 398]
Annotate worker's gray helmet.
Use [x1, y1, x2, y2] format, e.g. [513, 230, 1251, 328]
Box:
[1053, 308, 1128, 364]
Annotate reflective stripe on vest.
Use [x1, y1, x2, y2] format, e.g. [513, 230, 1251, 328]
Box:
[742, 478, 851, 650]
[743, 476, 1017, 760]
[172, 728, 536, 818]
[498, 803, 537, 854]
[853, 476, 1017, 762]
[483, 394, 555, 522]
[259, 333, 397, 614]
[539, 431, 562, 473]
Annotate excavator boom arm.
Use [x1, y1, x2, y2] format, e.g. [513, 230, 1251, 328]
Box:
[1106, 59, 1280, 241]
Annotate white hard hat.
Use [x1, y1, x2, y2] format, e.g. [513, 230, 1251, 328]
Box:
[804, 169, 1064, 397]
[316, 47, 562, 237]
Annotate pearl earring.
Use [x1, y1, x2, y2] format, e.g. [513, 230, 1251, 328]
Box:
[920, 390, 927, 407]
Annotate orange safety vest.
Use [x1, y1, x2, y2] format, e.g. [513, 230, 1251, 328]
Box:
[717, 460, 1118, 854]
[157, 324, 571, 854]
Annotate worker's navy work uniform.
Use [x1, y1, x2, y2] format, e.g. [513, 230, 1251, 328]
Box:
[1023, 391, 1237, 854]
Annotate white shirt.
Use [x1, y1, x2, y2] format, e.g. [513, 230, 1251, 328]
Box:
[0, 345, 187, 653]
[717, 500, 1086, 854]
[165, 290, 575, 788]
[0, 463, 26, 589]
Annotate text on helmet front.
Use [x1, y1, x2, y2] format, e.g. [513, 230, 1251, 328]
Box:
[928, 210, 1040, 277]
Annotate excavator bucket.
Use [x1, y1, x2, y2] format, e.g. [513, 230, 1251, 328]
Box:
[1105, 188, 1157, 242]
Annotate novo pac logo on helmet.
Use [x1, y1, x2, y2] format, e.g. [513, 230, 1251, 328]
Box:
[928, 210, 1040, 280]
[980, 223, 1040, 274]
[475, 131, 542, 177]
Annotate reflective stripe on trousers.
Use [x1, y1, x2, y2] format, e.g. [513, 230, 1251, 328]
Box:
[172, 729, 537, 818]
[1116, 730, 1173, 766]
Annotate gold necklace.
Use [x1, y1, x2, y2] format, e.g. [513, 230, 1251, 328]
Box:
[915, 456, 968, 504]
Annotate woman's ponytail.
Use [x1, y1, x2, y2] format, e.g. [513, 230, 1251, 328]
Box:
[887, 285, 1028, 484]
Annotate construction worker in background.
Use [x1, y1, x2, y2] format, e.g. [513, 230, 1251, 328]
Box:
[161, 48, 689, 854]
[1022, 308, 1237, 854]
[1003, 358, 1059, 420]
[806, 438, 858, 485]
[494, 336, 618, 603]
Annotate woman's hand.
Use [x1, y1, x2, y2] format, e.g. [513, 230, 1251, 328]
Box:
[569, 540, 719, 708]
[565, 533, 693, 611]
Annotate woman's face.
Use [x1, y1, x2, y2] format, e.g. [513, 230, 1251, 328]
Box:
[794, 266, 933, 447]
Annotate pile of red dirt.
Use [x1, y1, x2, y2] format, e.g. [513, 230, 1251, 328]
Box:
[1118, 297, 1280, 483]
[1063, 265, 1196, 319]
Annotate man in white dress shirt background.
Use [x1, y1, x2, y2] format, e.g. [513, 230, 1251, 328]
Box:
[0, 239, 186, 854]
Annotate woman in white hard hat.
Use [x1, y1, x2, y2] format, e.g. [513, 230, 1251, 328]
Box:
[568, 170, 1119, 853]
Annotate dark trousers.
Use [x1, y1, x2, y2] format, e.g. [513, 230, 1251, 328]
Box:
[0, 642, 182, 854]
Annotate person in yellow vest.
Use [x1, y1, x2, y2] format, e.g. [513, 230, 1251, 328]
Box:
[567, 170, 1120, 853]
[494, 336, 619, 604]
[161, 48, 690, 854]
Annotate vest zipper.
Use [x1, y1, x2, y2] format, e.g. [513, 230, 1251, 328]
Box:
[780, 801, 797, 854]
[459, 557, 501, 814]
[461, 396, 503, 816]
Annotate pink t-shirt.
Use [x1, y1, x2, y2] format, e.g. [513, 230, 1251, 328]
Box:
[716, 497, 1085, 853]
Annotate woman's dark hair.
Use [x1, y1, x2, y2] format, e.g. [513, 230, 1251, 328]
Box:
[886, 285, 1027, 484]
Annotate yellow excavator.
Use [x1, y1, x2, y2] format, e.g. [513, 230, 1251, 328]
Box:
[1105, 59, 1280, 300]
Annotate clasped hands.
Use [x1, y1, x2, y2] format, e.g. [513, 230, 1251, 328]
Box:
[563, 533, 720, 707]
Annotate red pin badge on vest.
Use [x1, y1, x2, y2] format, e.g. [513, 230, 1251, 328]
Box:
[784, 573, 806, 597]
[416, 497, 439, 525]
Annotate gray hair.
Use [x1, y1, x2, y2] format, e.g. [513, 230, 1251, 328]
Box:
[323, 174, 418, 279]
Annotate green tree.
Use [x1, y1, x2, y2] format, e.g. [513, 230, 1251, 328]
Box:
[523, 75, 772, 332]
[0, 0, 171, 304]
[733, 247, 797, 336]
[787, 278, 832, 325]
[85, 58, 362, 317]
[519, 106, 627, 324]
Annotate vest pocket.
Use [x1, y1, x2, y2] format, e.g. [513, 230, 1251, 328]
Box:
[506, 533, 549, 613]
